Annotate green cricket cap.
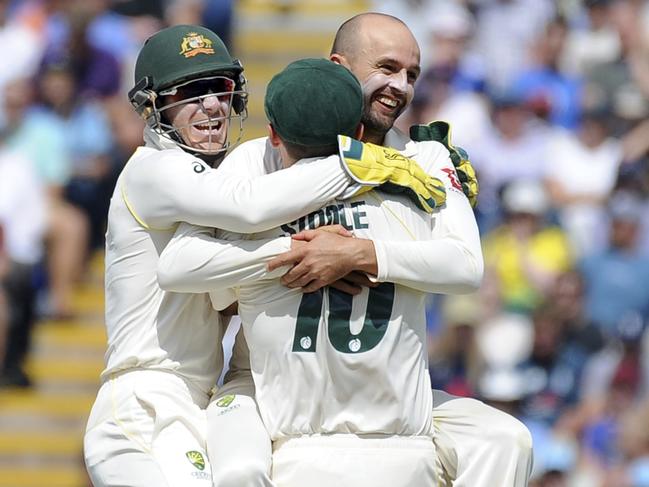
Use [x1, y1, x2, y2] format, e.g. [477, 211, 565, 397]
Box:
[134, 24, 241, 92]
[264, 58, 362, 146]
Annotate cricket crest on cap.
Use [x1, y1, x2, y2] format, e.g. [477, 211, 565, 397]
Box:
[179, 32, 215, 58]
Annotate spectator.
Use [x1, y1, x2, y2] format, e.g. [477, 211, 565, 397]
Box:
[428, 293, 482, 397]
[483, 180, 573, 312]
[581, 311, 649, 409]
[0, 225, 8, 369]
[616, 401, 649, 487]
[397, 1, 491, 152]
[549, 270, 606, 355]
[0, 138, 47, 387]
[164, 0, 204, 26]
[470, 0, 555, 90]
[545, 105, 623, 257]
[2, 77, 87, 320]
[579, 191, 649, 334]
[511, 16, 583, 129]
[468, 90, 553, 231]
[202, 0, 234, 49]
[0, 0, 44, 124]
[36, 59, 114, 250]
[585, 0, 649, 130]
[40, 8, 121, 99]
[560, 0, 621, 78]
[517, 303, 590, 428]
[579, 339, 646, 474]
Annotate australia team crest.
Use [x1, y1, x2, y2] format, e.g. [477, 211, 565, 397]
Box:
[179, 33, 215, 58]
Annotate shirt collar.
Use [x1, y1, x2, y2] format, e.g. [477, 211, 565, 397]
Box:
[142, 125, 182, 151]
[384, 127, 418, 157]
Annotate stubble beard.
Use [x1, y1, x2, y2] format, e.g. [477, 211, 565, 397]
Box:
[361, 104, 395, 144]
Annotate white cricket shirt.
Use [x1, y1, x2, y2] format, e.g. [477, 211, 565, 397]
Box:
[158, 129, 483, 437]
[101, 128, 353, 393]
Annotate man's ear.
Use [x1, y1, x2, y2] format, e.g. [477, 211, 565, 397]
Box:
[354, 123, 364, 141]
[330, 53, 350, 69]
[268, 124, 281, 147]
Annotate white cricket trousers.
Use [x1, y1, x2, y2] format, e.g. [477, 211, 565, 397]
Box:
[206, 392, 274, 487]
[432, 390, 533, 487]
[271, 434, 438, 487]
[84, 370, 211, 487]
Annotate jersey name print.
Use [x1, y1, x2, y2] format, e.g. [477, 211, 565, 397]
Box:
[280, 200, 369, 234]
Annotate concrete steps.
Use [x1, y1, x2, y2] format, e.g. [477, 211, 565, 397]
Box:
[0, 255, 104, 487]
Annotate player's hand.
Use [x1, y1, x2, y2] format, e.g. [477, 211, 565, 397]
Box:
[329, 271, 378, 295]
[409, 120, 479, 207]
[337, 135, 446, 213]
[292, 225, 352, 240]
[267, 228, 376, 293]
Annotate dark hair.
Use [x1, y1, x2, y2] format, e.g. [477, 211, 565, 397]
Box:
[282, 140, 339, 161]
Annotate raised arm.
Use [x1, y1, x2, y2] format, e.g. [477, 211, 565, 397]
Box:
[157, 222, 291, 293]
[371, 188, 483, 294]
[122, 141, 351, 233]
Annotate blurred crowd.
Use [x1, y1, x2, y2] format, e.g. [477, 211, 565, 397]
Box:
[1, 0, 649, 485]
[371, 0, 649, 485]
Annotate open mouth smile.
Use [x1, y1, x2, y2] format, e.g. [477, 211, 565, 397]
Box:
[192, 120, 223, 136]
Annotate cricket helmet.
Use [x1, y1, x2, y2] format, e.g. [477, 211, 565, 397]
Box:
[128, 24, 248, 155]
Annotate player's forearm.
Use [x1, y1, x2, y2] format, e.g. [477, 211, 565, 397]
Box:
[348, 238, 378, 276]
[126, 152, 351, 232]
[171, 156, 352, 232]
[157, 223, 291, 293]
[208, 156, 353, 232]
[373, 238, 483, 294]
[373, 190, 483, 293]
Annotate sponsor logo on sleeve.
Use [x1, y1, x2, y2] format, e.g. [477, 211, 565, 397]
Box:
[186, 451, 206, 471]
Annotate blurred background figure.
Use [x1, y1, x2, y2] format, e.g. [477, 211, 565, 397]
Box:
[579, 192, 649, 335]
[0, 114, 47, 387]
[0, 0, 44, 125]
[467, 91, 554, 231]
[428, 293, 482, 397]
[2, 76, 87, 320]
[511, 15, 582, 130]
[544, 105, 624, 258]
[469, 0, 556, 91]
[483, 180, 573, 313]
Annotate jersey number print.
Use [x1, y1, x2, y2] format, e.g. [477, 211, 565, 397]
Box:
[292, 283, 395, 354]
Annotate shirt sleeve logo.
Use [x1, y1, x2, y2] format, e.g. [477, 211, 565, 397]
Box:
[441, 167, 463, 192]
[215, 394, 236, 407]
[185, 450, 206, 471]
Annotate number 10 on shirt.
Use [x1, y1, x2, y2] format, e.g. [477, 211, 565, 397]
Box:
[291, 283, 395, 354]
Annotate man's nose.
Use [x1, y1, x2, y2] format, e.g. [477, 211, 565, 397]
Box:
[387, 70, 408, 93]
[200, 93, 223, 113]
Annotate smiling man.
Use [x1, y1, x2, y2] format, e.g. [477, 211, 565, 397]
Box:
[330, 14, 420, 146]
[326, 13, 533, 487]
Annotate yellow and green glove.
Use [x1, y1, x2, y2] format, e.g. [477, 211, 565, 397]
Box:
[409, 120, 479, 207]
[337, 135, 446, 213]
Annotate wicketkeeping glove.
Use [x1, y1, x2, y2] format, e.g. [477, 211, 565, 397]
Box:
[409, 120, 479, 207]
[337, 135, 446, 213]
